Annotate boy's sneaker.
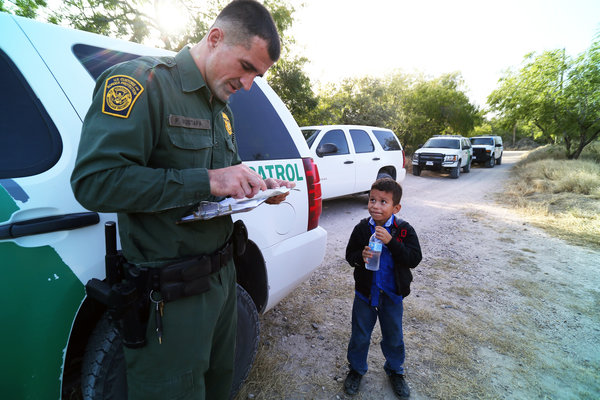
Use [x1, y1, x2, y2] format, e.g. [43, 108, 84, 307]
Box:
[389, 373, 410, 399]
[343, 369, 362, 395]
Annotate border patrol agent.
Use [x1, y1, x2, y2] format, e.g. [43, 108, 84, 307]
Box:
[71, 1, 292, 399]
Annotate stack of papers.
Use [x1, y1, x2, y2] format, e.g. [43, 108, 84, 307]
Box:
[177, 187, 292, 223]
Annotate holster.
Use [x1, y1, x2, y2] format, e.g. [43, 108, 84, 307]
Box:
[85, 220, 249, 348]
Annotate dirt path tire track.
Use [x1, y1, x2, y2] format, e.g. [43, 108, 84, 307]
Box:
[237, 151, 600, 399]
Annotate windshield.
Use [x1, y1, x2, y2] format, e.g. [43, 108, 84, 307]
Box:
[470, 137, 494, 146]
[423, 138, 460, 149]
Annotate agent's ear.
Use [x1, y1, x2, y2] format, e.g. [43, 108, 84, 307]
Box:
[393, 203, 402, 214]
[206, 27, 224, 50]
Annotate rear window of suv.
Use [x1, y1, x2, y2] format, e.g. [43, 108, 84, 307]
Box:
[72, 45, 299, 162]
[373, 129, 401, 151]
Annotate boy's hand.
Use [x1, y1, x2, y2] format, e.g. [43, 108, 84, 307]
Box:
[374, 226, 392, 244]
[362, 246, 373, 263]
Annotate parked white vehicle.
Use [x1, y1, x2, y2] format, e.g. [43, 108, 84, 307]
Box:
[470, 135, 504, 167]
[301, 125, 406, 199]
[0, 13, 326, 399]
[412, 135, 473, 179]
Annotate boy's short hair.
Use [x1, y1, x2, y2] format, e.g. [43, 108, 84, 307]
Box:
[371, 178, 403, 205]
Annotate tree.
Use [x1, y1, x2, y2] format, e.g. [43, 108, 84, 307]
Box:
[488, 34, 600, 159]
[267, 56, 318, 127]
[395, 72, 481, 152]
[0, 0, 47, 18]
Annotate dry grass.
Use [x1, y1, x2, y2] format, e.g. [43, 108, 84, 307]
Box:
[502, 144, 600, 249]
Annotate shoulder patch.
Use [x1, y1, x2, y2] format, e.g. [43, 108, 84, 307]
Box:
[222, 112, 233, 136]
[102, 75, 144, 118]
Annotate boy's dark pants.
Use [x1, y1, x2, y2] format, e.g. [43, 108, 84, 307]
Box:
[347, 291, 405, 376]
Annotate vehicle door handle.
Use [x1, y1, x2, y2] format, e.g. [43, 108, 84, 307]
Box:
[372, 157, 381, 161]
[0, 212, 100, 239]
[344, 161, 354, 164]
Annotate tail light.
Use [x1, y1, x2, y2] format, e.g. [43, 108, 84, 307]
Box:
[302, 157, 322, 231]
[402, 149, 406, 168]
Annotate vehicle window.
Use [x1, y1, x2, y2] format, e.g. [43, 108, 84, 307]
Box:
[423, 138, 460, 149]
[350, 129, 374, 153]
[72, 44, 142, 80]
[0, 50, 62, 179]
[470, 137, 494, 146]
[229, 84, 300, 161]
[372, 129, 401, 151]
[302, 129, 321, 148]
[319, 129, 349, 155]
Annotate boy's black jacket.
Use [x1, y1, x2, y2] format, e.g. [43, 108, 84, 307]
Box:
[346, 217, 422, 298]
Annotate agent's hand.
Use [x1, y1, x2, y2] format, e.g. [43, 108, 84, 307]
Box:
[208, 164, 266, 199]
[374, 226, 392, 244]
[264, 178, 296, 205]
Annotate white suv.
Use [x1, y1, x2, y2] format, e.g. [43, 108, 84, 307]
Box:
[470, 135, 503, 167]
[412, 135, 473, 179]
[0, 13, 326, 399]
[301, 125, 406, 199]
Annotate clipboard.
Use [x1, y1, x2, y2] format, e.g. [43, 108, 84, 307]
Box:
[177, 187, 292, 223]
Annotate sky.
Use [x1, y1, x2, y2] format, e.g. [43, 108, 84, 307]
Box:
[287, 0, 600, 108]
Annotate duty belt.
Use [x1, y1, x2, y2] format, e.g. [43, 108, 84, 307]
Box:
[156, 239, 234, 302]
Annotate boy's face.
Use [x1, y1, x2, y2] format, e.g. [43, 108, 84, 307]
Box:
[368, 189, 401, 226]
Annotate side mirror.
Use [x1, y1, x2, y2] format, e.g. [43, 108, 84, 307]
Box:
[316, 143, 338, 157]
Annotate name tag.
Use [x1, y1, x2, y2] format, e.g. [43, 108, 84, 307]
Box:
[168, 114, 211, 130]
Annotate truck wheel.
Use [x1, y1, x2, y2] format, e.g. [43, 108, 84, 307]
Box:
[450, 164, 460, 179]
[487, 156, 495, 168]
[81, 284, 259, 400]
[462, 159, 471, 173]
[412, 166, 421, 176]
[81, 314, 127, 400]
[230, 284, 260, 397]
[496, 155, 502, 165]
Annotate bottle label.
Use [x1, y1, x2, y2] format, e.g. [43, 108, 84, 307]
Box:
[369, 241, 382, 252]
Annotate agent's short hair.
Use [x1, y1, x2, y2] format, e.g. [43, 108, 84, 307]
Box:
[371, 178, 403, 205]
[214, 0, 281, 62]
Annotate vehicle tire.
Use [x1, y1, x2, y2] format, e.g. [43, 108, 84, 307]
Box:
[412, 166, 421, 176]
[486, 155, 495, 168]
[496, 155, 502, 165]
[376, 171, 393, 180]
[450, 164, 460, 179]
[230, 284, 260, 398]
[81, 314, 127, 400]
[81, 285, 259, 400]
[462, 158, 471, 173]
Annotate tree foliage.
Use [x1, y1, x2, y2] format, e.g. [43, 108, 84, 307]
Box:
[312, 72, 480, 152]
[0, 0, 47, 18]
[488, 34, 600, 159]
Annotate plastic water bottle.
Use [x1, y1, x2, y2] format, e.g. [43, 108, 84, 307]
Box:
[365, 233, 382, 271]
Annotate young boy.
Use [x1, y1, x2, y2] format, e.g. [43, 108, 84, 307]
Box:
[344, 178, 422, 399]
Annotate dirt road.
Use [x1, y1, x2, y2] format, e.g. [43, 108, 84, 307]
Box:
[238, 151, 600, 399]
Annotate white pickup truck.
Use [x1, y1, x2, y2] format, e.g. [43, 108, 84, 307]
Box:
[301, 125, 406, 199]
[0, 12, 327, 399]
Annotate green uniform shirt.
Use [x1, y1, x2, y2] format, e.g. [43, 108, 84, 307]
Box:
[71, 47, 241, 265]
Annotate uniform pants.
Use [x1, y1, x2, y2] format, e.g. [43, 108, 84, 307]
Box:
[124, 260, 237, 400]
[347, 292, 405, 376]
